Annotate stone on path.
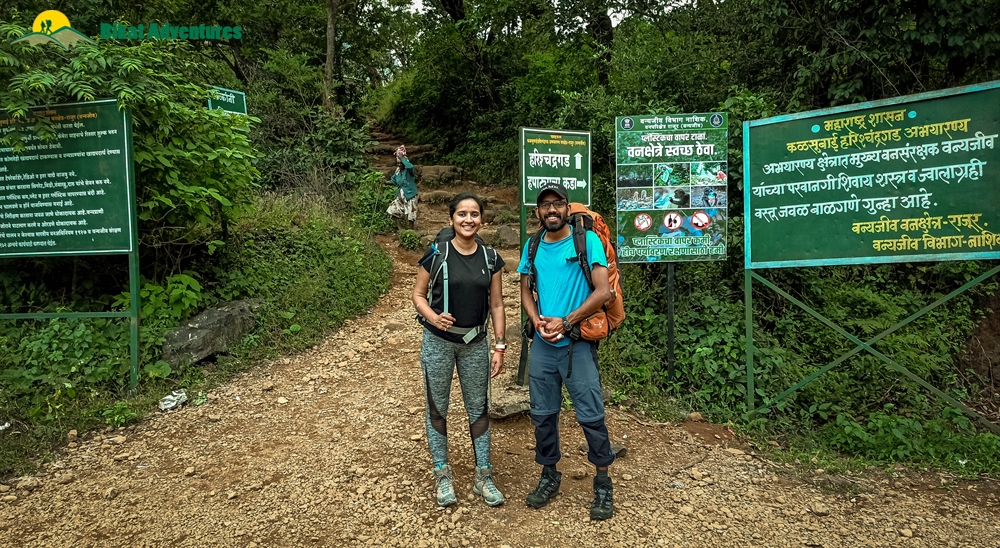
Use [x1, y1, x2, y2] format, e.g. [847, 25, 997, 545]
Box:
[493, 226, 520, 248]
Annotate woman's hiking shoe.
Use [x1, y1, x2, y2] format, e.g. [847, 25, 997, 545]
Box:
[525, 469, 562, 508]
[433, 464, 457, 507]
[472, 466, 505, 507]
[590, 475, 614, 520]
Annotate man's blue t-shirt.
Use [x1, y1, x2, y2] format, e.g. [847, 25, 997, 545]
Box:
[517, 231, 608, 347]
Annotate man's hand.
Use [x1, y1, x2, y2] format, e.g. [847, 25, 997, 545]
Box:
[537, 315, 565, 343]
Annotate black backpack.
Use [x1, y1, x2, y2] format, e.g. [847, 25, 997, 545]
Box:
[416, 227, 498, 343]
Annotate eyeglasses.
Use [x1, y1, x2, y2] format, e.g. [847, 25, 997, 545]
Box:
[537, 200, 567, 211]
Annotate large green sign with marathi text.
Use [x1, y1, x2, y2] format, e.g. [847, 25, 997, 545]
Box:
[745, 82, 1000, 268]
[615, 113, 728, 263]
[520, 127, 591, 206]
[0, 99, 135, 257]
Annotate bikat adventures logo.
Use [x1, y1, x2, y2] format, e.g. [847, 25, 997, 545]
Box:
[12, 10, 95, 50]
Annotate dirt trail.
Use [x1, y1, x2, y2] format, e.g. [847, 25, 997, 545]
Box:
[2, 135, 1000, 547]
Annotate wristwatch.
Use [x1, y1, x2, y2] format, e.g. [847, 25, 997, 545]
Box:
[561, 317, 573, 334]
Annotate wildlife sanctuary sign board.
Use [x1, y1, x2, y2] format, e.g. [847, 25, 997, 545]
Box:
[614, 113, 728, 263]
[744, 81, 1000, 269]
[0, 98, 136, 257]
[520, 127, 591, 206]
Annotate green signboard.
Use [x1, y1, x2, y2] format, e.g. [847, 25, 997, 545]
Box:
[520, 127, 590, 206]
[208, 86, 247, 115]
[614, 113, 728, 263]
[745, 82, 1000, 268]
[0, 99, 136, 257]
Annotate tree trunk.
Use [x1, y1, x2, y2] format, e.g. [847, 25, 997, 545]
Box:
[324, 0, 342, 111]
[588, 7, 613, 87]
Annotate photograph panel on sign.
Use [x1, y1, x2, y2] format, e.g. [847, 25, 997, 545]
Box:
[617, 187, 654, 211]
[691, 185, 727, 208]
[654, 163, 690, 187]
[691, 161, 727, 186]
[617, 164, 653, 187]
[654, 186, 690, 209]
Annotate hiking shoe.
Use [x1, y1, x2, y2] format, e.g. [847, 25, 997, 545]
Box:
[590, 476, 614, 521]
[473, 466, 505, 507]
[433, 465, 457, 507]
[525, 469, 562, 508]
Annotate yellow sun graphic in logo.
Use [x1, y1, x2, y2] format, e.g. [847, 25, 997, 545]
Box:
[32, 10, 71, 35]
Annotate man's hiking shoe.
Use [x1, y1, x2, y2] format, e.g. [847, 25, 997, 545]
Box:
[433, 464, 457, 507]
[525, 470, 562, 508]
[578, 441, 627, 459]
[472, 466, 505, 507]
[590, 476, 614, 520]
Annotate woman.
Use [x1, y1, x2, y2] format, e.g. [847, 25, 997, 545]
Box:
[388, 145, 418, 230]
[412, 192, 506, 507]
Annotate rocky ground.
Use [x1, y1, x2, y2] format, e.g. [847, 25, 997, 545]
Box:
[2, 134, 1000, 547]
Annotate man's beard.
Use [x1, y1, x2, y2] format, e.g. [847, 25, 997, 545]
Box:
[543, 216, 567, 232]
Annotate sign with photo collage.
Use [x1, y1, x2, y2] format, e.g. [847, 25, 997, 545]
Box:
[615, 113, 728, 262]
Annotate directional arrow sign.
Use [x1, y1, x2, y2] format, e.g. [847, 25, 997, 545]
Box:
[521, 128, 591, 206]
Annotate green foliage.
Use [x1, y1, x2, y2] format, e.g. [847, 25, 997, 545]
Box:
[351, 171, 397, 235]
[398, 229, 422, 251]
[210, 193, 392, 353]
[825, 407, 1000, 473]
[102, 401, 139, 428]
[0, 23, 260, 248]
[0, 317, 130, 421]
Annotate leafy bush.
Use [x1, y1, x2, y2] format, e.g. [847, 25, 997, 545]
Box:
[210, 193, 392, 354]
[0, 23, 259, 248]
[399, 230, 422, 251]
[351, 171, 397, 236]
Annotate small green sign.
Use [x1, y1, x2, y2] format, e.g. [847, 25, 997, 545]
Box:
[615, 113, 729, 263]
[745, 81, 1000, 269]
[520, 127, 591, 206]
[0, 99, 136, 257]
[208, 86, 247, 115]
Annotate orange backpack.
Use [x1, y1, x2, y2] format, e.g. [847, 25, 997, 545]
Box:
[526, 203, 625, 341]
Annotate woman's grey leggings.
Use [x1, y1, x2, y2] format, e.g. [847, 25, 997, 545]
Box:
[420, 328, 492, 468]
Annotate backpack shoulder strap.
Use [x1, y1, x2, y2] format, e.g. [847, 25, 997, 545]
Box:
[571, 215, 595, 290]
[527, 230, 545, 294]
[426, 241, 451, 314]
[482, 244, 498, 274]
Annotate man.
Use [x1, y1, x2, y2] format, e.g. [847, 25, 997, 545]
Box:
[517, 182, 617, 521]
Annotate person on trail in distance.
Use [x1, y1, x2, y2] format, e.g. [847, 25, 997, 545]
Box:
[411, 192, 507, 508]
[517, 182, 619, 521]
[387, 145, 418, 230]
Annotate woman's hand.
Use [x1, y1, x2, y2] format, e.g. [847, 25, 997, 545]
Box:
[490, 350, 503, 378]
[433, 312, 457, 331]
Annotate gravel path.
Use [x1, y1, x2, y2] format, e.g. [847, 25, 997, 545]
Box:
[0, 241, 1000, 548]
[2, 202, 1000, 547]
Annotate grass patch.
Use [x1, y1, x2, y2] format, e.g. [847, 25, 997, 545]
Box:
[0, 192, 391, 480]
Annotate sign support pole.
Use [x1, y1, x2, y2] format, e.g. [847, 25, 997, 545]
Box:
[667, 263, 675, 380]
